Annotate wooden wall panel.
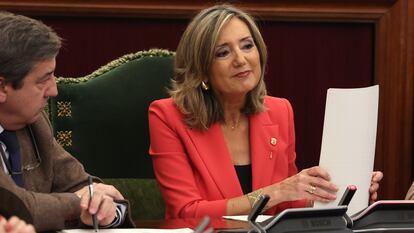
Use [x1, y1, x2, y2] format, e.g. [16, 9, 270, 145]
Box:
[0, 0, 412, 200]
[38, 16, 188, 76]
[261, 21, 374, 171]
[372, 0, 413, 200]
[409, 0, 414, 191]
[0, 0, 396, 19]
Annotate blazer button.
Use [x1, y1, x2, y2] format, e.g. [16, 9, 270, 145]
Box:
[270, 137, 277, 146]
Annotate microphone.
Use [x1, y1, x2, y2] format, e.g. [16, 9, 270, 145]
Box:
[338, 185, 357, 206]
[338, 185, 357, 228]
[247, 194, 270, 233]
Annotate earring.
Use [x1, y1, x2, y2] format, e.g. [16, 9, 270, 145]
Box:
[201, 81, 209, 91]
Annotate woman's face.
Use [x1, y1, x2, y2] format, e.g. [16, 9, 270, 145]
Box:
[209, 17, 261, 102]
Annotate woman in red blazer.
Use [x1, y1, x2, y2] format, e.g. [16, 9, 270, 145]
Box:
[149, 4, 383, 219]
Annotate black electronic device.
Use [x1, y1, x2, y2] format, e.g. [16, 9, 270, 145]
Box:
[218, 206, 353, 233]
[247, 195, 270, 233]
[217, 194, 269, 233]
[261, 206, 353, 233]
[338, 185, 357, 206]
[352, 200, 414, 232]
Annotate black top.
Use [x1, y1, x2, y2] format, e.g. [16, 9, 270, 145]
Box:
[234, 164, 252, 194]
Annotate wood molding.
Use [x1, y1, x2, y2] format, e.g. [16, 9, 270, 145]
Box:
[1, 0, 411, 199]
[0, 0, 396, 19]
[373, 0, 413, 199]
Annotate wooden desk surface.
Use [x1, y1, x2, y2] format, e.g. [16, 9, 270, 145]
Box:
[135, 218, 250, 231]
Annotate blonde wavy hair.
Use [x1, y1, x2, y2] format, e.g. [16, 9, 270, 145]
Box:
[169, 4, 267, 130]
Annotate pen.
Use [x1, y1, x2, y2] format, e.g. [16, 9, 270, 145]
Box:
[88, 176, 99, 232]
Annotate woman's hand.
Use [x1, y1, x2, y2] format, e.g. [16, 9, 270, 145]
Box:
[0, 216, 35, 233]
[369, 171, 383, 204]
[266, 166, 338, 206]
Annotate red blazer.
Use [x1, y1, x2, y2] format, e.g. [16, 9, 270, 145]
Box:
[148, 96, 306, 219]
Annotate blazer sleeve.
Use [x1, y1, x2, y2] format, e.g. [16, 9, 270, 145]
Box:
[265, 97, 306, 212]
[0, 112, 87, 231]
[0, 112, 134, 231]
[283, 98, 307, 209]
[45, 134, 135, 228]
[284, 97, 298, 178]
[283, 99, 307, 208]
[148, 100, 228, 219]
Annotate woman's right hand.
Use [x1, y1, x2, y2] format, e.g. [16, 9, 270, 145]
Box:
[265, 166, 338, 206]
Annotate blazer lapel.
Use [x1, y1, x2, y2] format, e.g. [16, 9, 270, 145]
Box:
[250, 111, 279, 190]
[186, 123, 243, 198]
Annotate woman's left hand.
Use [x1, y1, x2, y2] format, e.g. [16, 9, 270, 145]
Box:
[369, 171, 383, 204]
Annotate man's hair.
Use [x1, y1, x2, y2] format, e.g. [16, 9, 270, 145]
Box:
[0, 11, 61, 89]
[169, 4, 268, 130]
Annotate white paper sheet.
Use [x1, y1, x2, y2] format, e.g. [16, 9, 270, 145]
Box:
[222, 215, 273, 222]
[60, 229, 193, 233]
[313, 85, 379, 215]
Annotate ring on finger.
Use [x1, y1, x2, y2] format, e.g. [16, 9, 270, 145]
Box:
[306, 185, 317, 194]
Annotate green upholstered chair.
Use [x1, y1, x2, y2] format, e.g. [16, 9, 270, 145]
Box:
[47, 49, 175, 220]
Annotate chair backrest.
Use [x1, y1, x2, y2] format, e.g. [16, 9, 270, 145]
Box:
[48, 49, 175, 220]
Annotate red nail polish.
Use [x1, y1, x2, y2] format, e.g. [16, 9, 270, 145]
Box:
[5, 223, 13, 232]
[0, 215, 3, 221]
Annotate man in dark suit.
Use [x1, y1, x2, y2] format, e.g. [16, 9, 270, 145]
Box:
[0, 12, 134, 231]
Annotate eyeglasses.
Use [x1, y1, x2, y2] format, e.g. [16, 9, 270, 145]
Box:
[0, 126, 41, 175]
[22, 126, 42, 171]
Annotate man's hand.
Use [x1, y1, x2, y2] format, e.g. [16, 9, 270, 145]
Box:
[75, 183, 124, 226]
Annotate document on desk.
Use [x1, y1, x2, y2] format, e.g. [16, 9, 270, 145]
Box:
[313, 85, 379, 216]
[60, 229, 193, 233]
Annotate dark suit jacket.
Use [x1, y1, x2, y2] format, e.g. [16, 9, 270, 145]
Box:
[0, 112, 134, 231]
[148, 96, 306, 219]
